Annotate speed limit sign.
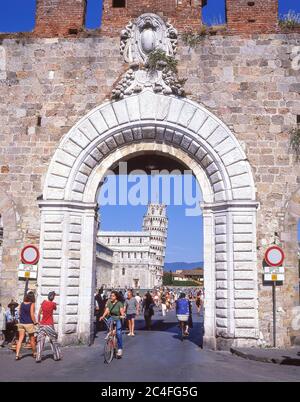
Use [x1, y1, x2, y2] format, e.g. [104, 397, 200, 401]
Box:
[264, 246, 285, 267]
[20, 245, 40, 265]
[264, 245, 285, 348]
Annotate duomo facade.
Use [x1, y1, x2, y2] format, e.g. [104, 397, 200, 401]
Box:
[96, 203, 168, 289]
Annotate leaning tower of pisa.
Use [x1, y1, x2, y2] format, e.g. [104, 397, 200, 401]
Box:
[143, 204, 168, 287]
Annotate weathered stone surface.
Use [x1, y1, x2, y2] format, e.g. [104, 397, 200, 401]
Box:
[0, 29, 299, 348]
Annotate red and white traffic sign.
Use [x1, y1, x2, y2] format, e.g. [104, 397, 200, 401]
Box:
[264, 245, 285, 267]
[20, 245, 40, 265]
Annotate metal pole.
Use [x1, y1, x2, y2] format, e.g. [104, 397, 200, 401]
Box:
[24, 278, 29, 298]
[272, 281, 276, 348]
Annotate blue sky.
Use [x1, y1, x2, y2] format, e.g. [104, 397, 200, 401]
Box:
[98, 175, 204, 263]
[0, 0, 299, 32]
[100, 203, 204, 263]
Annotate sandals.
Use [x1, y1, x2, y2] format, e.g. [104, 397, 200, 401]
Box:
[15, 355, 22, 360]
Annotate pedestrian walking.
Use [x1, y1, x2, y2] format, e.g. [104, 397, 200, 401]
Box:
[166, 293, 171, 313]
[36, 291, 62, 363]
[7, 300, 19, 321]
[15, 292, 37, 360]
[0, 303, 6, 347]
[5, 300, 19, 344]
[135, 292, 141, 314]
[98, 294, 108, 333]
[118, 291, 125, 304]
[95, 289, 107, 334]
[161, 293, 167, 317]
[142, 292, 155, 330]
[196, 290, 202, 313]
[187, 297, 193, 335]
[124, 290, 138, 336]
[154, 293, 159, 307]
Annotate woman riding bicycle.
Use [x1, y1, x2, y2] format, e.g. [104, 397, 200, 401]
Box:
[175, 293, 190, 337]
[100, 291, 125, 358]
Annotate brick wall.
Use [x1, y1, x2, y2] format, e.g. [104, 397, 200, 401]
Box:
[101, 0, 203, 36]
[33, 0, 205, 38]
[226, 0, 278, 34]
[8, 0, 292, 38]
[35, 0, 87, 37]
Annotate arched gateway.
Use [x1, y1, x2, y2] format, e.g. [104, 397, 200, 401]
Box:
[38, 91, 259, 349]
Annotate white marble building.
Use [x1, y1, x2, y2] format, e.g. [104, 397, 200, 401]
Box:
[96, 204, 168, 289]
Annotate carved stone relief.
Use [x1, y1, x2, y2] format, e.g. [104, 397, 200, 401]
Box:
[120, 13, 178, 64]
[113, 13, 184, 100]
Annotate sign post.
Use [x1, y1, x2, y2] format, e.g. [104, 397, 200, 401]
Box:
[272, 281, 276, 348]
[19, 245, 40, 297]
[264, 245, 285, 348]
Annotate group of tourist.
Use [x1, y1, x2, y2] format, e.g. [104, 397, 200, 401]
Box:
[0, 286, 204, 362]
[93, 286, 204, 358]
[0, 291, 62, 362]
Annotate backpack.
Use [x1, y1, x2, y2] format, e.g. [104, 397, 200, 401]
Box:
[176, 298, 189, 315]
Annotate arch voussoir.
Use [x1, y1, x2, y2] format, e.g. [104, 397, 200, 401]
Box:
[45, 92, 255, 204]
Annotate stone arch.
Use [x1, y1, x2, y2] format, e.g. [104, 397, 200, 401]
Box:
[38, 91, 259, 349]
[44, 92, 255, 203]
[88, 144, 214, 204]
[0, 189, 21, 305]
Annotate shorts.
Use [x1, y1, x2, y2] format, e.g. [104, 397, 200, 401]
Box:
[126, 314, 136, 320]
[176, 314, 189, 322]
[17, 323, 36, 334]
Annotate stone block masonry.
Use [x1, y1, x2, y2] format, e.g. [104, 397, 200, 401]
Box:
[0, 28, 299, 346]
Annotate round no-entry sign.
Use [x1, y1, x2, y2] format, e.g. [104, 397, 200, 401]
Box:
[265, 245, 285, 267]
[20, 245, 40, 265]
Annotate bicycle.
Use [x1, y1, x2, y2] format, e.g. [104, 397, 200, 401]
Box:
[103, 318, 118, 364]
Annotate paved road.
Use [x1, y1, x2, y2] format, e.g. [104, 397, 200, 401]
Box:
[0, 307, 300, 382]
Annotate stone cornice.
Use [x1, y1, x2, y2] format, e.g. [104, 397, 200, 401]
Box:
[38, 199, 98, 212]
[201, 200, 260, 211]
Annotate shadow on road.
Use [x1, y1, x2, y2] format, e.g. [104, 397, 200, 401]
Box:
[149, 316, 204, 348]
[115, 311, 204, 348]
[94, 305, 204, 348]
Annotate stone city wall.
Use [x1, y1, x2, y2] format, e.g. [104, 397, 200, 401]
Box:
[0, 32, 299, 345]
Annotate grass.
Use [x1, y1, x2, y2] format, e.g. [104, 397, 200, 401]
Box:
[279, 10, 300, 30]
[147, 48, 178, 73]
[181, 26, 208, 48]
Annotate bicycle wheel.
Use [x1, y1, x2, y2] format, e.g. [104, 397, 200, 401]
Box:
[104, 336, 114, 364]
